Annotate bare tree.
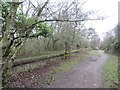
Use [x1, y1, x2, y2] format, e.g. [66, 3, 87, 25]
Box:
[1, 0, 104, 89]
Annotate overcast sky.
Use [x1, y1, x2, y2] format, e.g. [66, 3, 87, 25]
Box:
[32, 0, 119, 40]
[84, 0, 119, 40]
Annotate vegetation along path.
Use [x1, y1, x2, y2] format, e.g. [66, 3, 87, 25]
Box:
[46, 50, 108, 88]
[9, 50, 109, 88]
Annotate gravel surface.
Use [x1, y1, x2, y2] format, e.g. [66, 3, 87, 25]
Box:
[46, 50, 108, 88]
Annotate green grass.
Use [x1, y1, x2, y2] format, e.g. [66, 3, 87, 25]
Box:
[13, 50, 82, 67]
[48, 50, 100, 76]
[15, 51, 64, 61]
[46, 60, 81, 85]
[45, 58, 80, 86]
[11, 49, 82, 74]
[12, 51, 64, 66]
[53, 59, 79, 74]
[88, 50, 100, 57]
[45, 50, 100, 86]
[102, 55, 118, 88]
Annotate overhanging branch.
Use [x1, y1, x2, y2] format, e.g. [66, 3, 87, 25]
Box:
[26, 18, 104, 30]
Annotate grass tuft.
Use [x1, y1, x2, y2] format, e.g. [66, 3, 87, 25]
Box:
[102, 55, 118, 88]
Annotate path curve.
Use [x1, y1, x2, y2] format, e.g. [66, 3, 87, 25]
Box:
[47, 50, 108, 88]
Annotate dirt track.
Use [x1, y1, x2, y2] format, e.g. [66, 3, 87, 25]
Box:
[46, 50, 108, 88]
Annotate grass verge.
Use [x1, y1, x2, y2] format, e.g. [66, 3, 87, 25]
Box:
[54, 50, 100, 74]
[102, 54, 118, 88]
[11, 49, 84, 74]
[45, 50, 100, 86]
[88, 50, 100, 57]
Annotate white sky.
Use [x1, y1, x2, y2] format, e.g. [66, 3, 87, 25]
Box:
[84, 0, 119, 40]
[31, 0, 119, 40]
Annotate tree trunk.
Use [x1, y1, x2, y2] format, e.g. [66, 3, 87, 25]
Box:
[1, 2, 20, 89]
[47, 37, 50, 50]
[44, 38, 47, 51]
[1, 1, 49, 89]
[64, 41, 69, 59]
[52, 36, 59, 51]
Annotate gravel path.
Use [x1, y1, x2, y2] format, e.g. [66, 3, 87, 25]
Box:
[46, 50, 108, 88]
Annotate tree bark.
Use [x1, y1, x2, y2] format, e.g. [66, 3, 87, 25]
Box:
[1, 2, 21, 89]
